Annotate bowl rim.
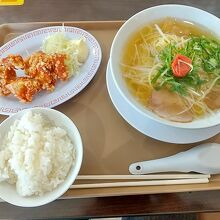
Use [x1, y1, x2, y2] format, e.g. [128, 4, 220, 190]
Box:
[110, 4, 220, 129]
[0, 107, 83, 207]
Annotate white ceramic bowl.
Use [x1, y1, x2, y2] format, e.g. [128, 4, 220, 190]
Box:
[110, 4, 220, 130]
[0, 108, 83, 207]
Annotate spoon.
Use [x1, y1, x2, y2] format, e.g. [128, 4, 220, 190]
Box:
[129, 143, 220, 175]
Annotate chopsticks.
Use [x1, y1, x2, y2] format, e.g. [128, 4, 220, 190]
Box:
[76, 174, 210, 180]
[71, 178, 209, 189]
[71, 174, 210, 189]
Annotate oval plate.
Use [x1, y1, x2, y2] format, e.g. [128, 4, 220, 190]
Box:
[0, 26, 102, 115]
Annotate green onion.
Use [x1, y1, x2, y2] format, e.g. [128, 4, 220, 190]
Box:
[151, 35, 220, 96]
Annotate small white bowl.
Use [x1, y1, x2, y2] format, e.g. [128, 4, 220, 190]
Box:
[110, 4, 220, 130]
[0, 108, 83, 207]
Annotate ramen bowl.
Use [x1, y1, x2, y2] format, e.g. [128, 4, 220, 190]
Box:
[109, 4, 220, 137]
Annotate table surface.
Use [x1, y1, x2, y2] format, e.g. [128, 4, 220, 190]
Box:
[1, 0, 220, 219]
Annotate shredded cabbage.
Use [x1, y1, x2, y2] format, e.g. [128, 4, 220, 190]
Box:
[42, 32, 88, 78]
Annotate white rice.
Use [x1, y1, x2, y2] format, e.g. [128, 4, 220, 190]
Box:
[0, 111, 75, 197]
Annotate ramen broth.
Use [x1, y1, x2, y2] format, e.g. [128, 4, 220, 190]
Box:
[121, 17, 220, 122]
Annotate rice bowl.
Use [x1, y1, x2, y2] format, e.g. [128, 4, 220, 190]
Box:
[0, 108, 83, 207]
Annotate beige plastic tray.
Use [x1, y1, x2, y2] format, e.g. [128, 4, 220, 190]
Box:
[0, 21, 220, 199]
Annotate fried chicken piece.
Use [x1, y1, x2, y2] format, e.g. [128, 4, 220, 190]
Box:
[2, 54, 25, 69]
[0, 61, 17, 96]
[5, 77, 41, 103]
[25, 51, 57, 91]
[53, 54, 68, 80]
[0, 79, 12, 96]
[0, 52, 69, 102]
[0, 62, 17, 81]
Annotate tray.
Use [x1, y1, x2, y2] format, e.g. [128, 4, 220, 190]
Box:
[0, 21, 220, 199]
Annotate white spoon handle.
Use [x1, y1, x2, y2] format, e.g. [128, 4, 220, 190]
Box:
[129, 152, 193, 174]
[129, 143, 220, 175]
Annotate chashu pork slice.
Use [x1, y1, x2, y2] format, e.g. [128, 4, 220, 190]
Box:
[204, 89, 220, 110]
[149, 88, 193, 123]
